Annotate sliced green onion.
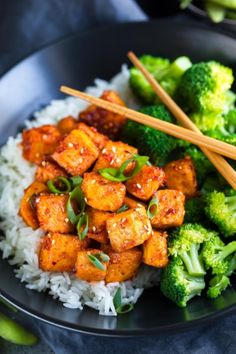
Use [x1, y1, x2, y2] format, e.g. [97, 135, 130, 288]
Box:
[87, 254, 106, 271]
[113, 288, 122, 309]
[47, 176, 72, 194]
[98, 253, 110, 262]
[77, 212, 89, 240]
[66, 186, 85, 224]
[147, 194, 159, 220]
[98, 154, 149, 182]
[116, 205, 129, 213]
[70, 175, 83, 187]
[116, 303, 134, 314]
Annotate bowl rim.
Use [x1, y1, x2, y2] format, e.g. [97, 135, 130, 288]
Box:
[0, 19, 236, 336]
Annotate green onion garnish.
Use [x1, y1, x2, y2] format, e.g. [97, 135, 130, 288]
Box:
[98, 253, 110, 262]
[87, 254, 106, 271]
[70, 175, 83, 187]
[116, 303, 134, 314]
[98, 155, 149, 182]
[77, 212, 89, 240]
[147, 194, 159, 220]
[113, 288, 122, 309]
[116, 204, 129, 213]
[47, 176, 72, 194]
[66, 185, 86, 224]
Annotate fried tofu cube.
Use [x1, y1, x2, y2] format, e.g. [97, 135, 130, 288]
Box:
[123, 196, 146, 210]
[35, 160, 67, 183]
[19, 181, 48, 229]
[36, 194, 74, 233]
[106, 205, 152, 252]
[75, 249, 107, 281]
[151, 190, 185, 229]
[164, 157, 198, 198]
[77, 123, 109, 150]
[143, 231, 168, 268]
[87, 208, 111, 244]
[125, 165, 165, 201]
[57, 116, 78, 135]
[22, 125, 61, 164]
[79, 90, 126, 139]
[39, 233, 89, 272]
[52, 129, 99, 175]
[93, 140, 137, 173]
[81, 172, 126, 212]
[105, 247, 142, 283]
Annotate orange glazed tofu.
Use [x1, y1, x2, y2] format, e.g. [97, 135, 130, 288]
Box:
[164, 157, 198, 198]
[123, 196, 146, 210]
[36, 194, 74, 233]
[125, 165, 165, 201]
[19, 181, 48, 229]
[106, 205, 152, 252]
[75, 249, 107, 281]
[79, 90, 126, 139]
[22, 125, 61, 164]
[35, 160, 67, 183]
[143, 231, 168, 268]
[52, 129, 99, 176]
[94, 140, 137, 172]
[77, 123, 109, 150]
[151, 190, 185, 229]
[57, 116, 78, 135]
[105, 248, 142, 283]
[81, 172, 126, 212]
[39, 233, 89, 272]
[87, 208, 111, 244]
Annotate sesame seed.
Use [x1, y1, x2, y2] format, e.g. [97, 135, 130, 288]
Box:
[92, 226, 96, 232]
[136, 183, 142, 189]
[80, 147, 84, 154]
[65, 218, 69, 223]
[78, 158, 83, 163]
[35, 198, 40, 203]
[51, 239, 55, 245]
[144, 225, 150, 232]
[91, 179, 96, 184]
[110, 159, 115, 165]
[42, 134, 47, 140]
[41, 160, 46, 166]
[113, 223, 117, 228]
[84, 197, 88, 203]
[68, 142, 73, 148]
[137, 203, 143, 207]
[102, 148, 107, 154]
[111, 146, 116, 153]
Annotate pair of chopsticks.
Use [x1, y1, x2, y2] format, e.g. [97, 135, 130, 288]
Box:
[60, 52, 236, 189]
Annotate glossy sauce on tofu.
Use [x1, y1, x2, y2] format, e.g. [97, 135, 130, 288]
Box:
[19, 89, 195, 283]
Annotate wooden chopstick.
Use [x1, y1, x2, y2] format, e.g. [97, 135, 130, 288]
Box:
[127, 51, 236, 190]
[60, 85, 236, 161]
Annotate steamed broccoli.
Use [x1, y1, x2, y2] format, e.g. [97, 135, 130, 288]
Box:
[189, 112, 224, 132]
[184, 197, 206, 223]
[129, 55, 192, 104]
[160, 256, 205, 307]
[204, 191, 236, 237]
[168, 224, 211, 276]
[224, 108, 236, 133]
[207, 274, 231, 299]
[121, 105, 177, 166]
[176, 61, 234, 116]
[201, 232, 236, 274]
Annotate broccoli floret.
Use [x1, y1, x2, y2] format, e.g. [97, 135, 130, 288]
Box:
[224, 108, 236, 134]
[160, 256, 205, 307]
[184, 197, 206, 223]
[201, 232, 236, 275]
[189, 112, 225, 132]
[129, 55, 192, 104]
[184, 146, 215, 186]
[176, 61, 234, 115]
[207, 274, 231, 299]
[121, 105, 177, 166]
[204, 191, 236, 237]
[168, 223, 211, 276]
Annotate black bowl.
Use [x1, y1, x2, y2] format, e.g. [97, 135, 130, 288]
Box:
[1, 20, 236, 336]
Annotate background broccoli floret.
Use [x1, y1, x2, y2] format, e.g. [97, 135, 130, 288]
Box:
[204, 191, 236, 237]
[121, 104, 177, 166]
[168, 223, 211, 276]
[207, 274, 231, 299]
[160, 256, 205, 307]
[129, 55, 192, 104]
[184, 197, 206, 223]
[176, 61, 234, 115]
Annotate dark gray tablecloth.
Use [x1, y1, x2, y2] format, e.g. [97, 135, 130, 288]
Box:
[1, 1, 236, 353]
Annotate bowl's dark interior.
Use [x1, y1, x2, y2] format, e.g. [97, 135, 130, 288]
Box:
[0, 21, 236, 335]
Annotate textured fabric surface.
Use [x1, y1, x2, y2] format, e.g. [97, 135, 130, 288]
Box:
[1, 1, 236, 353]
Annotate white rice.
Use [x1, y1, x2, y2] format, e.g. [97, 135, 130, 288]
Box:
[0, 65, 160, 316]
